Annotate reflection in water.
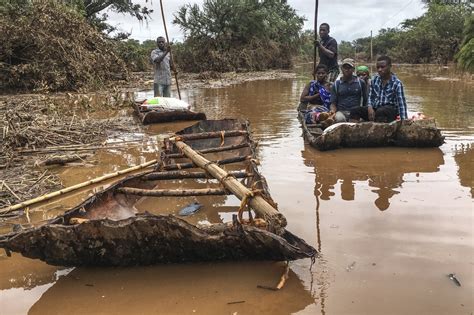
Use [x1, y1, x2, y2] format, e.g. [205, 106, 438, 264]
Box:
[28, 262, 315, 315]
[453, 144, 474, 197]
[302, 146, 444, 211]
[0, 66, 473, 315]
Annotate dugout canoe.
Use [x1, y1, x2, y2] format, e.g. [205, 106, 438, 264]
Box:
[297, 110, 444, 151]
[0, 119, 316, 266]
[133, 100, 206, 124]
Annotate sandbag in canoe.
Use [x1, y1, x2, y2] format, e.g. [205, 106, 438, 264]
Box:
[139, 97, 190, 112]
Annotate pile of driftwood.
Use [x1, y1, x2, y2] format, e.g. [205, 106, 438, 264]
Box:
[0, 95, 138, 213]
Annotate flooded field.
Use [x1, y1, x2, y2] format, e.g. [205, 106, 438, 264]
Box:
[0, 65, 473, 314]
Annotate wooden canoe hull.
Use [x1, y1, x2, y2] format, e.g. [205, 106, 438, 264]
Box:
[298, 111, 445, 151]
[0, 119, 316, 266]
[0, 213, 315, 267]
[133, 102, 206, 124]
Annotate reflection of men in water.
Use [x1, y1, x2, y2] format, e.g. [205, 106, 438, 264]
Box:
[369, 174, 403, 211]
[341, 178, 355, 201]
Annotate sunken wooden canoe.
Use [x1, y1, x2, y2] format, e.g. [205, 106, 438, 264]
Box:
[0, 119, 316, 266]
[133, 101, 206, 124]
[298, 111, 444, 151]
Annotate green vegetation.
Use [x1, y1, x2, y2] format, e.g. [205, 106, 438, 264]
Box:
[301, 2, 472, 72]
[0, 2, 128, 91]
[171, 0, 305, 72]
[1, 0, 472, 92]
[455, 14, 474, 72]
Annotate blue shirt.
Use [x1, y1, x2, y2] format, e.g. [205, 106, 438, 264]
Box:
[330, 76, 367, 111]
[309, 81, 331, 109]
[368, 73, 408, 120]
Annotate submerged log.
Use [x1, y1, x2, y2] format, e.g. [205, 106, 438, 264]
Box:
[142, 170, 252, 181]
[170, 138, 287, 234]
[38, 153, 93, 166]
[116, 187, 229, 196]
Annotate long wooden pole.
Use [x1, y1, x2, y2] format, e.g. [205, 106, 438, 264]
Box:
[370, 30, 373, 64]
[160, 0, 181, 100]
[170, 137, 287, 234]
[142, 170, 251, 181]
[0, 159, 158, 214]
[313, 0, 319, 80]
[117, 187, 229, 197]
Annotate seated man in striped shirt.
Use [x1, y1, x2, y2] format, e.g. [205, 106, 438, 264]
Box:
[350, 55, 408, 122]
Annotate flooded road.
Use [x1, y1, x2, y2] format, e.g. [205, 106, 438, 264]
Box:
[1, 65, 473, 314]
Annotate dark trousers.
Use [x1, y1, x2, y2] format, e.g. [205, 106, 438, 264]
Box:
[350, 106, 398, 123]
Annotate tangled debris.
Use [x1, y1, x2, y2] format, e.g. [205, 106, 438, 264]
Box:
[0, 94, 138, 210]
[0, 3, 128, 92]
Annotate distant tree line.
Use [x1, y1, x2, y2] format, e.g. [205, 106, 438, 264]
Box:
[323, 2, 472, 71]
[1, 0, 472, 92]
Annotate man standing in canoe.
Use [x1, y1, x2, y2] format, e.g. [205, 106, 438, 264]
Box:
[350, 56, 408, 122]
[316, 23, 339, 82]
[150, 36, 173, 97]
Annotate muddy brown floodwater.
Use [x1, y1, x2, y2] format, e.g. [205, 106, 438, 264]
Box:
[0, 65, 473, 315]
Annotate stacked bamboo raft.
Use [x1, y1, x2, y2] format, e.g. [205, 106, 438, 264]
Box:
[0, 119, 316, 266]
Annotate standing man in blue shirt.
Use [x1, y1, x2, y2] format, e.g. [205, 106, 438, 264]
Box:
[350, 56, 408, 122]
[150, 36, 173, 97]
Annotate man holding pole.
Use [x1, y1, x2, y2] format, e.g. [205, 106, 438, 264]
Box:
[315, 23, 339, 82]
[150, 36, 174, 97]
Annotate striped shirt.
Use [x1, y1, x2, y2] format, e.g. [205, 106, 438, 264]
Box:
[150, 48, 171, 85]
[368, 73, 408, 120]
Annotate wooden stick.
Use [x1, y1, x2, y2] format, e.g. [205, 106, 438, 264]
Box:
[142, 170, 251, 181]
[165, 143, 248, 158]
[313, 0, 319, 79]
[173, 130, 247, 141]
[116, 187, 229, 197]
[2, 181, 21, 201]
[0, 159, 159, 214]
[17, 144, 140, 154]
[171, 139, 287, 233]
[162, 155, 249, 171]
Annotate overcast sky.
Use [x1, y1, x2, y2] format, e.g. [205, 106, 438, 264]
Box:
[107, 0, 427, 43]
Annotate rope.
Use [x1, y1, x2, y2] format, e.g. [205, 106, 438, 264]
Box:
[220, 131, 225, 147]
[237, 188, 265, 224]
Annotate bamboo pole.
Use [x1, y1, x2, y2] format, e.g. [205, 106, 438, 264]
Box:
[0, 159, 159, 214]
[170, 138, 287, 233]
[160, 0, 181, 100]
[172, 130, 248, 142]
[165, 143, 249, 158]
[117, 187, 229, 197]
[313, 0, 319, 79]
[142, 170, 251, 181]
